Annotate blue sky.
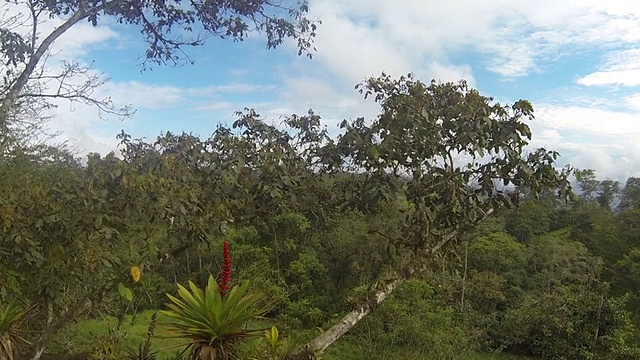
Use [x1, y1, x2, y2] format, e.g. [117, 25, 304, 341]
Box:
[9, 0, 640, 182]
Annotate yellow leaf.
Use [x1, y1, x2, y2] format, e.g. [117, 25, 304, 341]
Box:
[130, 266, 141, 283]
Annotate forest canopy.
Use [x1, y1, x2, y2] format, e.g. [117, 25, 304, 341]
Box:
[2, 1, 640, 359]
[4, 73, 640, 360]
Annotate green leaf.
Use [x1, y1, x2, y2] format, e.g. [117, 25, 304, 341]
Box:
[266, 326, 279, 346]
[369, 146, 380, 160]
[118, 282, 133, 302]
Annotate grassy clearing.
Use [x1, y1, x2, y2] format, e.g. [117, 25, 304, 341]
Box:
[48, 310, 186, 360]
[47, 310, 529, 359]
[322, 340, 528, 360]
[462, 353, 528, 360]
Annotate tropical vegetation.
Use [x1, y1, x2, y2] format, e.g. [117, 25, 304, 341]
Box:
[2, 1, 640, 359]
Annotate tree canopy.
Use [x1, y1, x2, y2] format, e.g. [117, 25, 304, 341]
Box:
[0, 0, 318, 155]
[2, 4, 640, 358]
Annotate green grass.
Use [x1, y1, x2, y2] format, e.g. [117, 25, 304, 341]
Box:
[462, 353, 528, 360]
[322, 341, 528, 360]
[48, 311, 530, 359]
[48, 310, 186, 359]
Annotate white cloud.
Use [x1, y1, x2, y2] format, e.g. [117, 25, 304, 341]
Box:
[302, 0, 640, 83]
[577, 49, 640, 86]
[276, 0, 640, 181]
[50, 22, 119, 59]
[535, 129, 563, 143]
[535, 105, 640, 137]
[100, 81, 185, 109]
[46, 98, 123, 156]
[5, 0, 640, 183]
[625, 94, 640, 111]
[425, 63, 475, 84]
[560, 143, 640, 181]
[281, 76, 345, 106]
[525, 104, 640, 181]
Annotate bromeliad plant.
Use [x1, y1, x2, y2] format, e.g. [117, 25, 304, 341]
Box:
[0, 299, 31, 360]
[161, 241, 269, 360]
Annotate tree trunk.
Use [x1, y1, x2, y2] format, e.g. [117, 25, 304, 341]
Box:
[297, 249, 433, 357]
[461, 241, 468, 311]
[293, 209, 494, 358]
[26, 238, 198, 358]
[30, 346, 45, 360]
[26, 279, 119, 359]
[0, 333, 15, 360]
[0, 9, 88, 124]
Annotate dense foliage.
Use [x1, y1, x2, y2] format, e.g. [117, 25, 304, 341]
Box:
[2, 74, 640, 360]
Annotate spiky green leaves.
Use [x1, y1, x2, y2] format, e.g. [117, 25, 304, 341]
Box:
[161, 276, 268, 360]
[0, 299, 30, 360]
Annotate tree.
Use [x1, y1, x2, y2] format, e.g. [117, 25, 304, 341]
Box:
[2, 73, 575, 359]
[620, 177, 640, 210]
[617, 209, 640, 254]
[597, 179, 620, 209]
[575, 169, 599, 201]
[615, 248, 640, 300]
[504, 200, 551, 242]
[567, 203, 622, 265]
[0, 106, 335, 358]
[0, 0, 319, 153]
[572, 170, 620, 209]
[465, 231, 527, 313]
[496, 285, 638, 359]
[293, 73, 572, 357]
[0, 3, 137, 155]
[468, 232, 527, 277]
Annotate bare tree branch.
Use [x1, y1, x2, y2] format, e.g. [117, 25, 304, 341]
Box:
[0, 1, 133, 156]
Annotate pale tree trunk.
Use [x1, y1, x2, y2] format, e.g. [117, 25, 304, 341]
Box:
[0, 8, 88, 122]
[1, 333, 15, 360]
[30, 347, 45, 360]
[0, 7, 89, 157]
[461, 241, 468, 311]
[293, 209, 494, 359]
[295, 249, 433, 358]
[28, 302, 56, 360]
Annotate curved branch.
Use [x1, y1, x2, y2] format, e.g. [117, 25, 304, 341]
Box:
[294, 208, 495, 358]
[0, 8, 88, 126]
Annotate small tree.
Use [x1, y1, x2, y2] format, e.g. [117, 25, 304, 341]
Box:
[294, 73, 572, 357]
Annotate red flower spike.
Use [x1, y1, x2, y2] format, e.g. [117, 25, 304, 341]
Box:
[219, 241, 231, 296]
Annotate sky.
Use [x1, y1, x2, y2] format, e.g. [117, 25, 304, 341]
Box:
[6, 0, 640, 183]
